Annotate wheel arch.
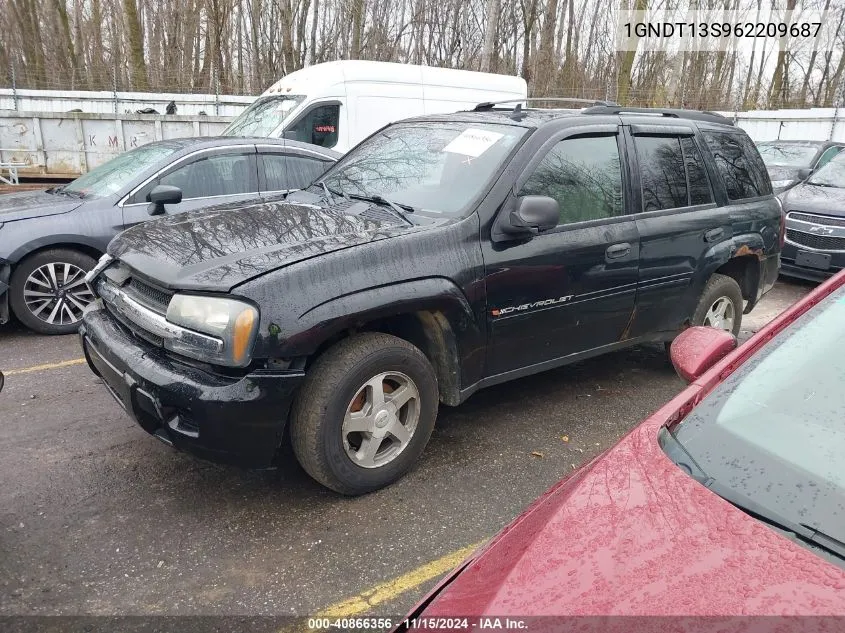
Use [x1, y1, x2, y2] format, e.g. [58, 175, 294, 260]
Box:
[275, 278, 484, 406]
[708, 234, 766, 313]
[9, 237, 104, 266]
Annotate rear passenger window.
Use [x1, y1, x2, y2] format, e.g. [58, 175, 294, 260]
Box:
[261, 154, 331, 192]
[519, 135, 624, 225]
[636, 136, 687, 211]
[634, 135, 714, 211]
[704, 132, 772, 200]
[682, 137, 713, 205]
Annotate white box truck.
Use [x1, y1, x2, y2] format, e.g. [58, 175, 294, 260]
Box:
[221, 60, 528, 153]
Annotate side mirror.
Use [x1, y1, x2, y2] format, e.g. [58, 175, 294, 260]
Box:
[797, 167, 813, 180]
[147, 185, 182, 216]
[496, 195, 560, 239]
[670, 326, 738, 383]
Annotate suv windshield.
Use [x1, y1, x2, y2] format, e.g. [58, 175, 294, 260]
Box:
[757, 142, 819, 167]
[316, 121, 526, 215]
[670, 283, 845, 552]
[808, 154, 845, 188]
[222, 95, 305, 137]
[63, 142, 180, 198]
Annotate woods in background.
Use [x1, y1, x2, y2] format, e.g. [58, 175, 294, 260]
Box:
[1, 0, 843, 110]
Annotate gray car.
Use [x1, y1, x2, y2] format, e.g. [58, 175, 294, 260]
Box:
[757, 139, 844, 194]
[0, 137, 339, 334]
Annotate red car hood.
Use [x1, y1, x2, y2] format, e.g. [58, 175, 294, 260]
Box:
[423, 393, 845, 618]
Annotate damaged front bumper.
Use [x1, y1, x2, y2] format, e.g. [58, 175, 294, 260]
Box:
[80, 303, 304, 468]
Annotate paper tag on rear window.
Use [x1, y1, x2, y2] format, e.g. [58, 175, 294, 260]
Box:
[442, 128, 504, 157]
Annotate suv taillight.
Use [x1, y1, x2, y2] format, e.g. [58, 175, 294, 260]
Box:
[776, 197, 786, 248]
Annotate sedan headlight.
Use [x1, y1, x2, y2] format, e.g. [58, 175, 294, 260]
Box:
[770, 179, 795, 192]
[166, 294, 259, 367]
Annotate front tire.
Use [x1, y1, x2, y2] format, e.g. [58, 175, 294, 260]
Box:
[290, 333, 439, 495]
[9, 249, 97, 335]
[691, 273, 743, 336]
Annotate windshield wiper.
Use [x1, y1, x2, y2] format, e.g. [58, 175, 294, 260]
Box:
[47, 186, 85, 199]
[310, 180, 348, 205]
[59, 189, 86, 199]
[348, 193, 417, 215]
[659, 428, 845, 561]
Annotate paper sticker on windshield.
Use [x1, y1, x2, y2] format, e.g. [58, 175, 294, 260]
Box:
[442, 129, 504, 157]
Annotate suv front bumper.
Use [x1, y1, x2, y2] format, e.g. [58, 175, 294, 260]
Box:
[80, 304, 304, 468]
[781, 242, 845, 283]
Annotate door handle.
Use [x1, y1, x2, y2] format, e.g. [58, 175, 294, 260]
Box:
[605, 243, 631, 260]
[704, 228, 724, 243]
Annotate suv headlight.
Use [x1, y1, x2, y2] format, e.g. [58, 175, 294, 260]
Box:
[166, 294, 259, 367]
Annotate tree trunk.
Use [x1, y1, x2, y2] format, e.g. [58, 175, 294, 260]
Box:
[123, 0, 148, 91]
[350, 0, 365, 59]
[617, 0, 649, 105]
[310, 0, 319, 65]
[480, 0, 500, 72]
[536, 0, 560, 95]
[769, 0, 797, 107]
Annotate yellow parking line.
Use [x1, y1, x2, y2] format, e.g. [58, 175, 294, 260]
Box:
[4, 357, 86, 376]
[315, 541, 484, 619]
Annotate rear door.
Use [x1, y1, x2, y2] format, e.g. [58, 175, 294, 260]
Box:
[256, 146, 335, 197]
[121, 146, 260, 228]
[624, 125, 731, 338]
[483, 126, 640, 377]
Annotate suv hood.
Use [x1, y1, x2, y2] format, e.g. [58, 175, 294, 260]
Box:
[108, 197, 415, 291]
[782, 182, 845, 217]
[421, 417, 845, 620]
[0, 189, 84, 222]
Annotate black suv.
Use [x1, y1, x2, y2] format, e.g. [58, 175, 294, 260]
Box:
[79, 103, 782, 495]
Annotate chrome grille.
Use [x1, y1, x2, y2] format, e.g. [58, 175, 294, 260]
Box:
[95, 276, 223, 356]
[788, 212, 845, 228]
[786, 229, 845, 252]
[124, 277, 173, 314]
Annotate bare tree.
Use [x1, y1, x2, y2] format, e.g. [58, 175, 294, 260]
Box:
[480, 0, 501, 72]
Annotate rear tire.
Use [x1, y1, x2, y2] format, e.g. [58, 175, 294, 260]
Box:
[690, 273, 743, 337]
[290, 332, 439, 495]
[10, 249, 97, 335]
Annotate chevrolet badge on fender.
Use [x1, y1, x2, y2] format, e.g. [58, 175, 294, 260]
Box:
[492, 295, 574, 317]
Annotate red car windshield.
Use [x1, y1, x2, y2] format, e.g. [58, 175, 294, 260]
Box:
[671, 283, 845, 552]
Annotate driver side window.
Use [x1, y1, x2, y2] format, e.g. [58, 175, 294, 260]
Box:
[130, 152, 257, 203]
[519, 135, 624, 226]
[285, 105, 340, 148]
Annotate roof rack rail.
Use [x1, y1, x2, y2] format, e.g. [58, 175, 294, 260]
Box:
[473, 97, 616, 111]
[580, 105, 733, 126]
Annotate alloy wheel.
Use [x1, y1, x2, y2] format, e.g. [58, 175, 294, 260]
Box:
[341, 371, 421, 469]
[23, 262, 94, 326]
[702, 296, 735, 332]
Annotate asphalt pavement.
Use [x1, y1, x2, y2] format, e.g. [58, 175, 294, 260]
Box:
[0, 278, 812, 619]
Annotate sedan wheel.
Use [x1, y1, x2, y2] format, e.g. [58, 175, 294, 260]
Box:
[9, 249, 97, 335]
[24, 262, 94, 327]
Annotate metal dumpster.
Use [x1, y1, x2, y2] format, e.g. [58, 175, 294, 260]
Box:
[0, 111, 232, 179]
